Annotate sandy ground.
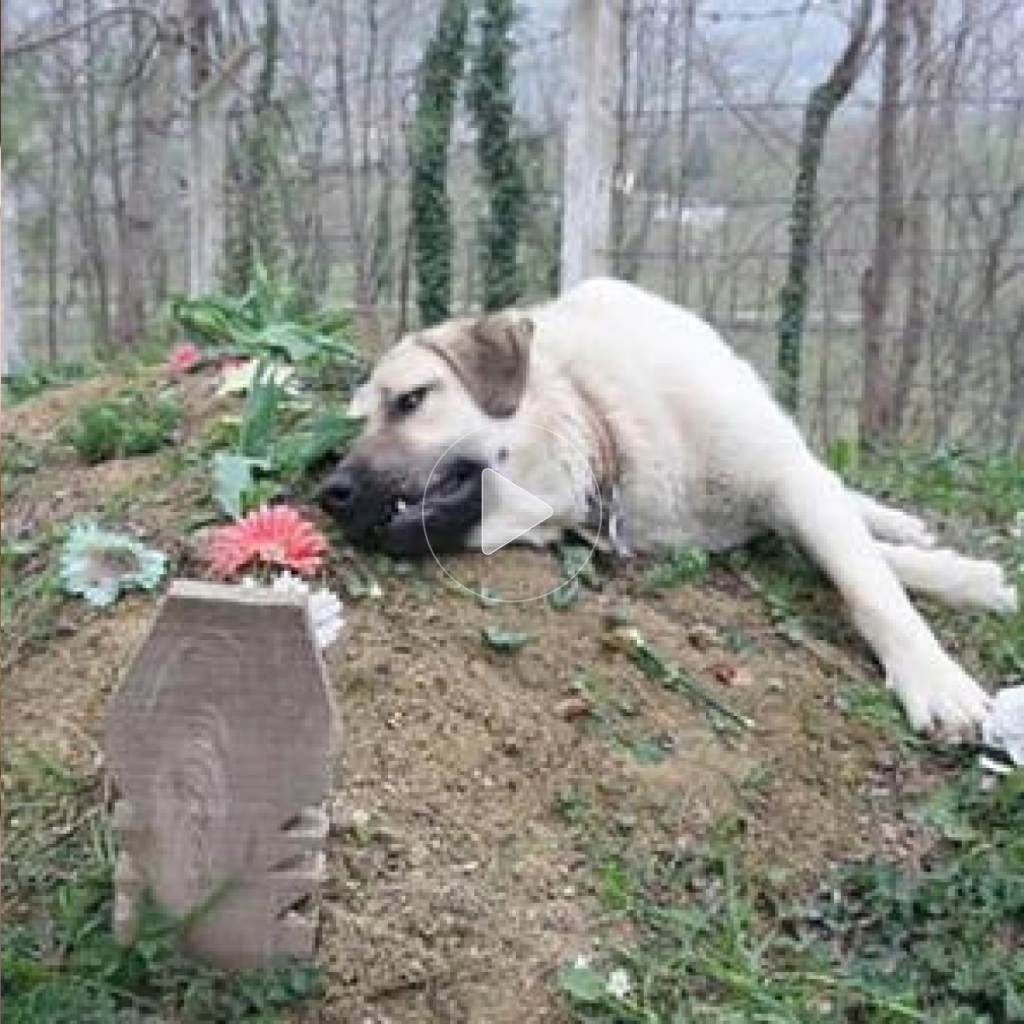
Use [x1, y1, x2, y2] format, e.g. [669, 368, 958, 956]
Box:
[1, 373, 958, 1022]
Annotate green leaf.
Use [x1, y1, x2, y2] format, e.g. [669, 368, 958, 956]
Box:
[248, 324, 319, 362]
[481, 625, 533, 651]
[557, 965, 608, 1004]
[238, 362, 287, 458]
[270, 411, 364, 478]
[548, 578, 581, 609]
[212, 453, 268, 521]
[644, 545, 709, 590]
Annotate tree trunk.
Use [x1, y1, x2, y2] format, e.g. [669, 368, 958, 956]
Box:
[188, 1, 250, 296]
[671, 0, 697, 305]
[775, 0, 873, 415]
[2, 169, 25, 376]
[229, 0, 276, 288]
[1002, 304, 1024, 449]
[888, 0, 935, 438]
[46, 93, 63, 363]
[859, 0, 908, 443]
[116, 7, 183, 342]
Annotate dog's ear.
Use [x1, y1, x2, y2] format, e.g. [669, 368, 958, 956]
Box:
[446, 312, 533, 418]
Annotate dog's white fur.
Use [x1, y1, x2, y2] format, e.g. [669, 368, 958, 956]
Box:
[350, 278, 1018, 736]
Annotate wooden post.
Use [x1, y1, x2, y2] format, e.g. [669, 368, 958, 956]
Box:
[2, 159, 25, 376]
[559, 0, 623, 288]
[105, 581, 338, 969]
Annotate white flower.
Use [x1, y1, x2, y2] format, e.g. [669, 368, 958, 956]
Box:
[572, 952, 592, 970]
[237, 572, 344, 650]
[606, 968, 632, 999]
[271, 571, 344, 651]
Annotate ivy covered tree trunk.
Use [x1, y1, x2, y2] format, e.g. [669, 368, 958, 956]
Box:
[230, 0, 281, 289]
[411, 0, 470, 327]
[468, 0, 527, 311]
[775, 0, 872, 416]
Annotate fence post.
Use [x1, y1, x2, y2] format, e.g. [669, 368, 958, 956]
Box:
[560, 0, 623, 289]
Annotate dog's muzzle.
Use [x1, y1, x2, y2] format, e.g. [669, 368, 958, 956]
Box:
[318, 455, 485, 555]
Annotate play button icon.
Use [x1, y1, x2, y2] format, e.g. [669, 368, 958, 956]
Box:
[480, 467, 553, 554]
[422, 421, 602, 602]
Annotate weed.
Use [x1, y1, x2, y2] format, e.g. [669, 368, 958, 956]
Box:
[0, 533, 64, 667]
[559, 770, 1024, 1022]
[1, 745, 323, 1023]
[644, 544, 710, 591]
[211, 360, 362, 519]
[837, 682, 919, 745]
[0, 437, 40, 497]
[61, 390, 181, 464]
[171, 260, 363, 367]
[604, 622, 754, 731]
[1, 359, 99, 406]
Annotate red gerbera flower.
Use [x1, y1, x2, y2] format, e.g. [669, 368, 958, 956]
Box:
[168, 341, 202, 374]
[207, 505, 328, 577]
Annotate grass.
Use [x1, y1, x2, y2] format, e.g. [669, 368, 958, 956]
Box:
[1, 744, 323, 1024]
[3, 347, 1022, 1023]
[558, 445, 1024, 1022]
[559, 768, 1023, 1023]
[1, 358, 100, 406]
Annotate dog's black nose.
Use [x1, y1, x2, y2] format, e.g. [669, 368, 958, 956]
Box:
[318, 467, 355, 513]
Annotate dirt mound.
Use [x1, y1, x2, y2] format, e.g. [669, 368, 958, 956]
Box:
[1, 375, 939, 1022]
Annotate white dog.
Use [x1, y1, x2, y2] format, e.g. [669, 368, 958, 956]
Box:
[320, 278, 1017, 738]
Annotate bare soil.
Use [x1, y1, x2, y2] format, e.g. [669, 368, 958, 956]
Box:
[0, 373, 955, 1023]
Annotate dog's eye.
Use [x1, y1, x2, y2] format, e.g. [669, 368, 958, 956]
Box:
[393, 387, 428, 417]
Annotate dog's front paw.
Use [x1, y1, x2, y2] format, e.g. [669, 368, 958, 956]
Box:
[886, 649, 991, 741]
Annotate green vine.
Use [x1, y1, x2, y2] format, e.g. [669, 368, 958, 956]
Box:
[468, 0, 527, 311]
[229, 0, 284, 290]
[411, 0, 470, 326]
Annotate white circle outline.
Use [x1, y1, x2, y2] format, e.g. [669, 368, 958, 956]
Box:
[420, 421, 603, 604]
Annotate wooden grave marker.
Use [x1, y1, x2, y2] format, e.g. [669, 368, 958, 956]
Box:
[105, 580, 338, 969]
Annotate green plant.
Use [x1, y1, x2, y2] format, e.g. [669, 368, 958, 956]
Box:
[0, 436, 40, 496]
[1, 358, 99, 406]
[411, 0, 471, 326]
[467, 0, 527, 310]
[643, 544, 710, 590]
[62, 390, 180, 464]
[559, 769, 1024, 1023]
[171, 261, 362, 366]
[211, 361, 363, 519]
[1, 745, 323, 1023]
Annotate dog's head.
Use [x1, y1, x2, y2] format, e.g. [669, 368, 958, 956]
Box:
[319, 311, 534, 553]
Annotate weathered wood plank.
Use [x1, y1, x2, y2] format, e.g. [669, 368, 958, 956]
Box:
[105, 580, 338, 969]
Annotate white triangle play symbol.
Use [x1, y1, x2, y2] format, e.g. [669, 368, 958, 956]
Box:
[480, 467, 554, 555]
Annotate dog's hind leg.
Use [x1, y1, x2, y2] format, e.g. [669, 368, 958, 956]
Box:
[848, 489, 936, 547]
[876, 542, 1018, 613]
[768, 455, 990, 738]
